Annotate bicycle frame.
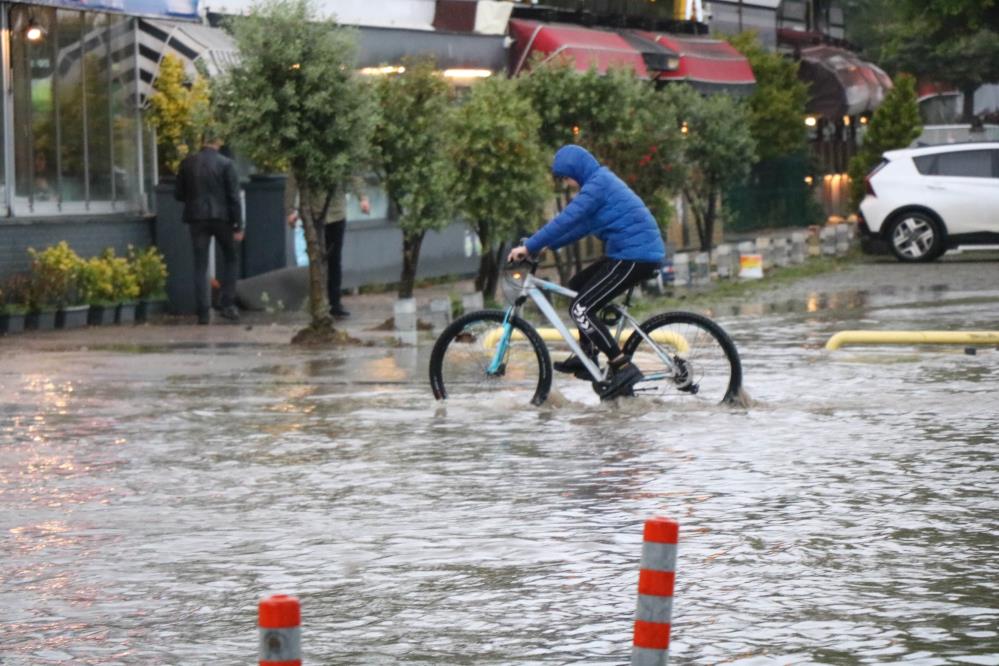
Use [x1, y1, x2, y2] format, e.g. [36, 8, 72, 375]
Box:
[490, 269, 682, 385]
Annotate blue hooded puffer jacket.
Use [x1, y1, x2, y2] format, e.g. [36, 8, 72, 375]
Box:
[525, 145, 665, 263]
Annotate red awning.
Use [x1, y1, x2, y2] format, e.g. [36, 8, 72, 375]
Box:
[797, 45, 893, 118]
[640, 32, 756, 95]
[509, 19, 665, 78]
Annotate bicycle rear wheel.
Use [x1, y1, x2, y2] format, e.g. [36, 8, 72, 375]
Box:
[622, 311, 742, 405]
[429, 310, 552, 406]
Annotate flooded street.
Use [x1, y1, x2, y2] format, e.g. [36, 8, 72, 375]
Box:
[1, 258, 998, 664]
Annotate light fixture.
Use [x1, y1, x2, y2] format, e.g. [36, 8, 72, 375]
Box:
[804, 116, 817, 127]
[25, 19, 45, 42]
[843, 115, 851, 126]
[442, 69, 493, 79]
[359, 65, 405, 76]
[804, 175, 814, 186]
[680, 121, 689, 135]
[859, 115, 869, 125]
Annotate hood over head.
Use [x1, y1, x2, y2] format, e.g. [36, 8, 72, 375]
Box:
[551, 145, 601, 185]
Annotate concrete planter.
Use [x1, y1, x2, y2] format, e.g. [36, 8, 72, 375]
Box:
[116, 302, 138, 325]
[790, 231, 808, 264]
[26, 309, 57, 331]
[136, 298, 168, 323]
[0, 311, 26, 335]
[88, 304, 117, 326]
[57, 304, 90, 329]
[428, 297, 452, 331]
[672, 252, 691, 288]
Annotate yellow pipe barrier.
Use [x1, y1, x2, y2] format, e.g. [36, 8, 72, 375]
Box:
[825, 330, 999, 351]
[483, 327, 689, 353]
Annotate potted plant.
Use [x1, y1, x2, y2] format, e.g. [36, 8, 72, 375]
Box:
[103, 249, 141, 324]
[79, 254, 118, 326]
[129, 245, 169, 323]
[27, 241, 85, 330]
[0, 273, 31, 335]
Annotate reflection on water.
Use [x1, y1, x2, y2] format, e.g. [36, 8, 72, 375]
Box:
[1, 294, 998, 664]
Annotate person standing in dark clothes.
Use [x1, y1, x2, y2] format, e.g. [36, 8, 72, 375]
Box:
[174, 134, 244, 324]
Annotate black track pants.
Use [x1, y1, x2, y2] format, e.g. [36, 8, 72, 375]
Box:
[567, 258, 658, 360]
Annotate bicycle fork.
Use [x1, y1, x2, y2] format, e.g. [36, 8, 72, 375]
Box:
[486, 308, 515, 376]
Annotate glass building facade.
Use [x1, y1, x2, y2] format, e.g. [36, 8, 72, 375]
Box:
[1, 4, 167, 219]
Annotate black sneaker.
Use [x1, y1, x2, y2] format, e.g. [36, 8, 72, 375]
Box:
[219, 306, 240, 322]
[553, 353, 596, 379]
[331, 306, 350, 319]
[599, 363, 643, 401]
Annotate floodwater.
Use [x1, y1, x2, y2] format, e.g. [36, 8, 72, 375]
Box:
[1, 278, 998, 664]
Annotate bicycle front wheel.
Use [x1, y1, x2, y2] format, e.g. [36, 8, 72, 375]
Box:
[429, 310, 552, 406]
[622, 311, 742, 405]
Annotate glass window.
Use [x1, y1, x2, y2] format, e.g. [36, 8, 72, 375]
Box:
[10, 6, 58, 212]
[109, 15, 138, 208]
[936, 150, 993, 178]
[913, 154, 937, 175]
[85, 12, 113, 204]
[56, 9, 88, 208]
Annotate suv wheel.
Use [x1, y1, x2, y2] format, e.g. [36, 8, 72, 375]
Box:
[888, 211, 944, 262]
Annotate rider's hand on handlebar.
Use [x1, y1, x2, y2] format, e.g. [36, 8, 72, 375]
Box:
[507, 245, 529, 264]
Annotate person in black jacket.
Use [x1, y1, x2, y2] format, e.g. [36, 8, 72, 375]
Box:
[174, 133, 244, 324]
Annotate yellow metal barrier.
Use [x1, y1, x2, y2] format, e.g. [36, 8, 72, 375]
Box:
[825, 330, 999, 351]
[483, 327, 689, 353]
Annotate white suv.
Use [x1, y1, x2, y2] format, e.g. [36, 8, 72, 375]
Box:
[859, 142, 999, 261]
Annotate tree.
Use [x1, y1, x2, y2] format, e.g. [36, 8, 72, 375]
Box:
[216, 0, 377, 338]
[663, 84, 756, 252]
[371, 57, 456, 300]
[725, 32, 809, 162]
[451, 76, 550, 302]
[847, 73, 922, 208]
[847, 0, 999, 122]
[146, 53, 211, 176]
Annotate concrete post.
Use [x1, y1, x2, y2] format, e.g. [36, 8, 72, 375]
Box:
[790, 231, 808, 264]
[672, 252, 691, 289]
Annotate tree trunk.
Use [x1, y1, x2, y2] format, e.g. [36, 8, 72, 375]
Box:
[474, 221, 490, 292]
[701, 185, 717, 252]
[399, 230, 425, 299]
[682, 186, 707, 251]
[301, 210, 332, 329]
[962, 87, 976, 124]
[482, 242, 506, 303]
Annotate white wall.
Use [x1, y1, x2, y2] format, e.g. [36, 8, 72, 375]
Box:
[204, 0, 437, 29]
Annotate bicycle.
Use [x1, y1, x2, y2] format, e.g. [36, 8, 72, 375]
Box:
[429, 258, 743, 406]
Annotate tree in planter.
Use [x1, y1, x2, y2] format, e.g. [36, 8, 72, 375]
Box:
[662, 84, 756, 252]
[145, 53, 212, 177]
[216, 0, 377, 337]
[847, 73, 922, 209]
[451, 75, 549, 302]
[372, 57, 456, 299]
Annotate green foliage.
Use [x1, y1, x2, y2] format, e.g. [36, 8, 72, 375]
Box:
[451, 75, 550, 298]
[854, 0, 999, 120]
[663, 84, 756, 250]
[27, 241, 84, 309]
[217, 0, 377, 326]
[0, 273, 31, 315]
[847, 73, 922, 208]
[371, 57, 456, 297]
[78, 249, 140, 305]
[725, 32, 809, 162]
[127, 245, 169, 299]
[218, 0, 376, 187]
[146, 54, 213, 175]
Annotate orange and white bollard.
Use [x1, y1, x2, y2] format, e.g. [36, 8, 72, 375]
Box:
[259, 594, 301, 666]
[631, 517, 678, 666]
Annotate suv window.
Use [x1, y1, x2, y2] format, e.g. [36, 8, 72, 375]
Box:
[913, 149, 998, 178]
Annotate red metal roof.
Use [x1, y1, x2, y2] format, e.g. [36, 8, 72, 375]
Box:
[509, 19, 652, 78]
[640, 32, 756, 91]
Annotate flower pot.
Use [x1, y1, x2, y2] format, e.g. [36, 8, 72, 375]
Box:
[136, 298, 167, 324]
[26, 309, 58, 331]
[87, 304, 117, 326]
[57, 304, 90, 330]
[0, 311, 26, 335]
[116, 302, 138, 325]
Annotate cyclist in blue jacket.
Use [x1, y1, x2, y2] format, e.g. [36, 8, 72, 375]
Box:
[508, 144, 665, 399]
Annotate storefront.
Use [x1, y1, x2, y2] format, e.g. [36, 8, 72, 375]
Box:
[0, 0, 198, 279]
